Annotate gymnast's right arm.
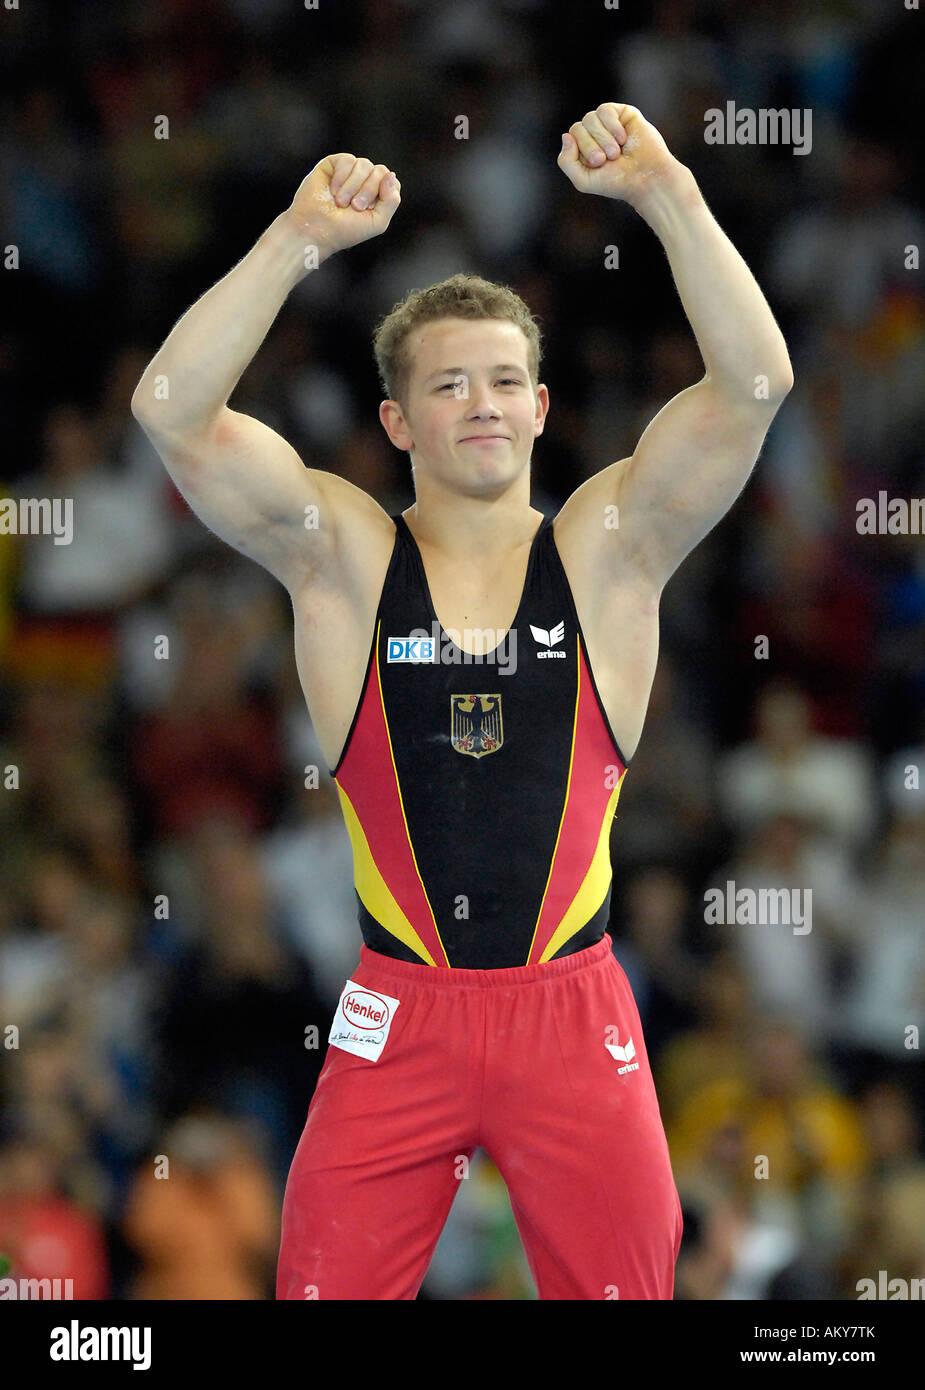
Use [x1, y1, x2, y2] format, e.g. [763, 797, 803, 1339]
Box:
[131, 154, 402, 591]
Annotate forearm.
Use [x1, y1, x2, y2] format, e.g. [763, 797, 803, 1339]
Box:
[634, 165, 793, 401]
[131, 211, 331, 435]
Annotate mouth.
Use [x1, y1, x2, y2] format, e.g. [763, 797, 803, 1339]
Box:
[459, 435, 510, 444]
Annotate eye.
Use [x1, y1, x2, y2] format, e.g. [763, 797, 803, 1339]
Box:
[436, 378, 521, 392]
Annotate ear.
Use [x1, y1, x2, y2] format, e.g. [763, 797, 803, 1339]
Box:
[534, 383, 550, 434]
[379, 398, 412, 451]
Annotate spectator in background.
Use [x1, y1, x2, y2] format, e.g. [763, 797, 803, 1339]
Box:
[608, 652, 717, 877]
[568, 324, 637, 482]
[767, 133, 925, 492]
[608, 0, 724, 162]
[656, 950, 753, 1128]
[55, 889, 161, 1197]
[882, 713, 925, 818]
[201, 48, 327, 218]
[331, 423, 409, 517]
[717, 679, 877, 852]
[261, 778, 358, 1009]
[2, 683, 112, 840]
[669, 1019, 870, 1295]
[117, 556, 286, 718]
[675, 1189, 811, 1301]
[260, 720, 362, 1010]
[752, 358, 851, 541]
[0, 1131, 110, 1299]
[669, 1019, 869, 1202]
[121, 1111, 279, 1299]
[871, 528, 925, 749]
[709, 811, 863, 1044]
[94, 346, 158, 467]
[0, 84, 101, 296]
[98, 47, 225, 317]
[366, 200, 479, 324]
[609, 865, 702, 1063]
[14, 404, 173, 615]
[39, 774, 141, 899]
[829, 808, 925, 1111]
[128, 603, 286, 840]
[674, 1196, 741, 1301]
[0, 843, 93, 1031]
[153, 815, 327, 1187]
[423, 1150, 536, 1301]
[835, 1082, 925, 1300]
[767, 134, 924, 335]
[0, 473, 18, 660]
[3, 1023, 118, 1221]
[441, 85, 550, 266]
[731, 514, 877, 739]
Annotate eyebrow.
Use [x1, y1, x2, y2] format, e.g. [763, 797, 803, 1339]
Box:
[423, 364, 526, 384]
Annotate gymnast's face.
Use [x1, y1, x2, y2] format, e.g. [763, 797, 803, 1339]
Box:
[379, 318, 548, 497]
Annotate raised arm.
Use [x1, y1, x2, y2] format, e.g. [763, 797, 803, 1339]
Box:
[130, 154, 402, 591]
[555, 104, 793, 591]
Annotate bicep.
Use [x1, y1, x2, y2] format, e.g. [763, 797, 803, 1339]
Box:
[615, 378, 786, 586]
[138, 406, 335, 588]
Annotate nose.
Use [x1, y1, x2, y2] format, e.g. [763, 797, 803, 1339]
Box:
[464, 385, 502, 419]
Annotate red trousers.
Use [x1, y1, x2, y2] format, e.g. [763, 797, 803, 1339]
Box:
[276, 933, 682, 1299]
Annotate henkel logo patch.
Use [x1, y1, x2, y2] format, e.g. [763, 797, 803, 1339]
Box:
[343, 990, 389, 1028]
[387, 636, 435, 663]
[329, 981, 401, 1062]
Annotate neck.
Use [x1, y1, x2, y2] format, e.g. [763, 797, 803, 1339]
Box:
[403, 483, 543, 560]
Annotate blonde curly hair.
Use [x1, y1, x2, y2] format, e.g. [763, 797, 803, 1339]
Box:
[372, 272, 542, 413]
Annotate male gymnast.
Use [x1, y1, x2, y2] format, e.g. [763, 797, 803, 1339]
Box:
[132, 103, 793, 1299]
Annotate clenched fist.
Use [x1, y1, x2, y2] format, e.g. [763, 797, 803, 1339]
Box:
[286, 153, 402, 256]
[557, 104, 681, 208]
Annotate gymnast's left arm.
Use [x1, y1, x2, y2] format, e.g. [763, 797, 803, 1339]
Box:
[556, 102, 794, 590]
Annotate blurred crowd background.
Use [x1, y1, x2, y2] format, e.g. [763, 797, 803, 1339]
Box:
[1, 0, 923, 1300]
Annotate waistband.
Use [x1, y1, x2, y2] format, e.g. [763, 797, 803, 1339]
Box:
[357, 931, 614, 989]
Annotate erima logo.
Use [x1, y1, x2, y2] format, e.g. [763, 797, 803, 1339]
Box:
[387, 636, 435, 663]
[605, 1036, 639, 1074]
[530, 621, 566, 658]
